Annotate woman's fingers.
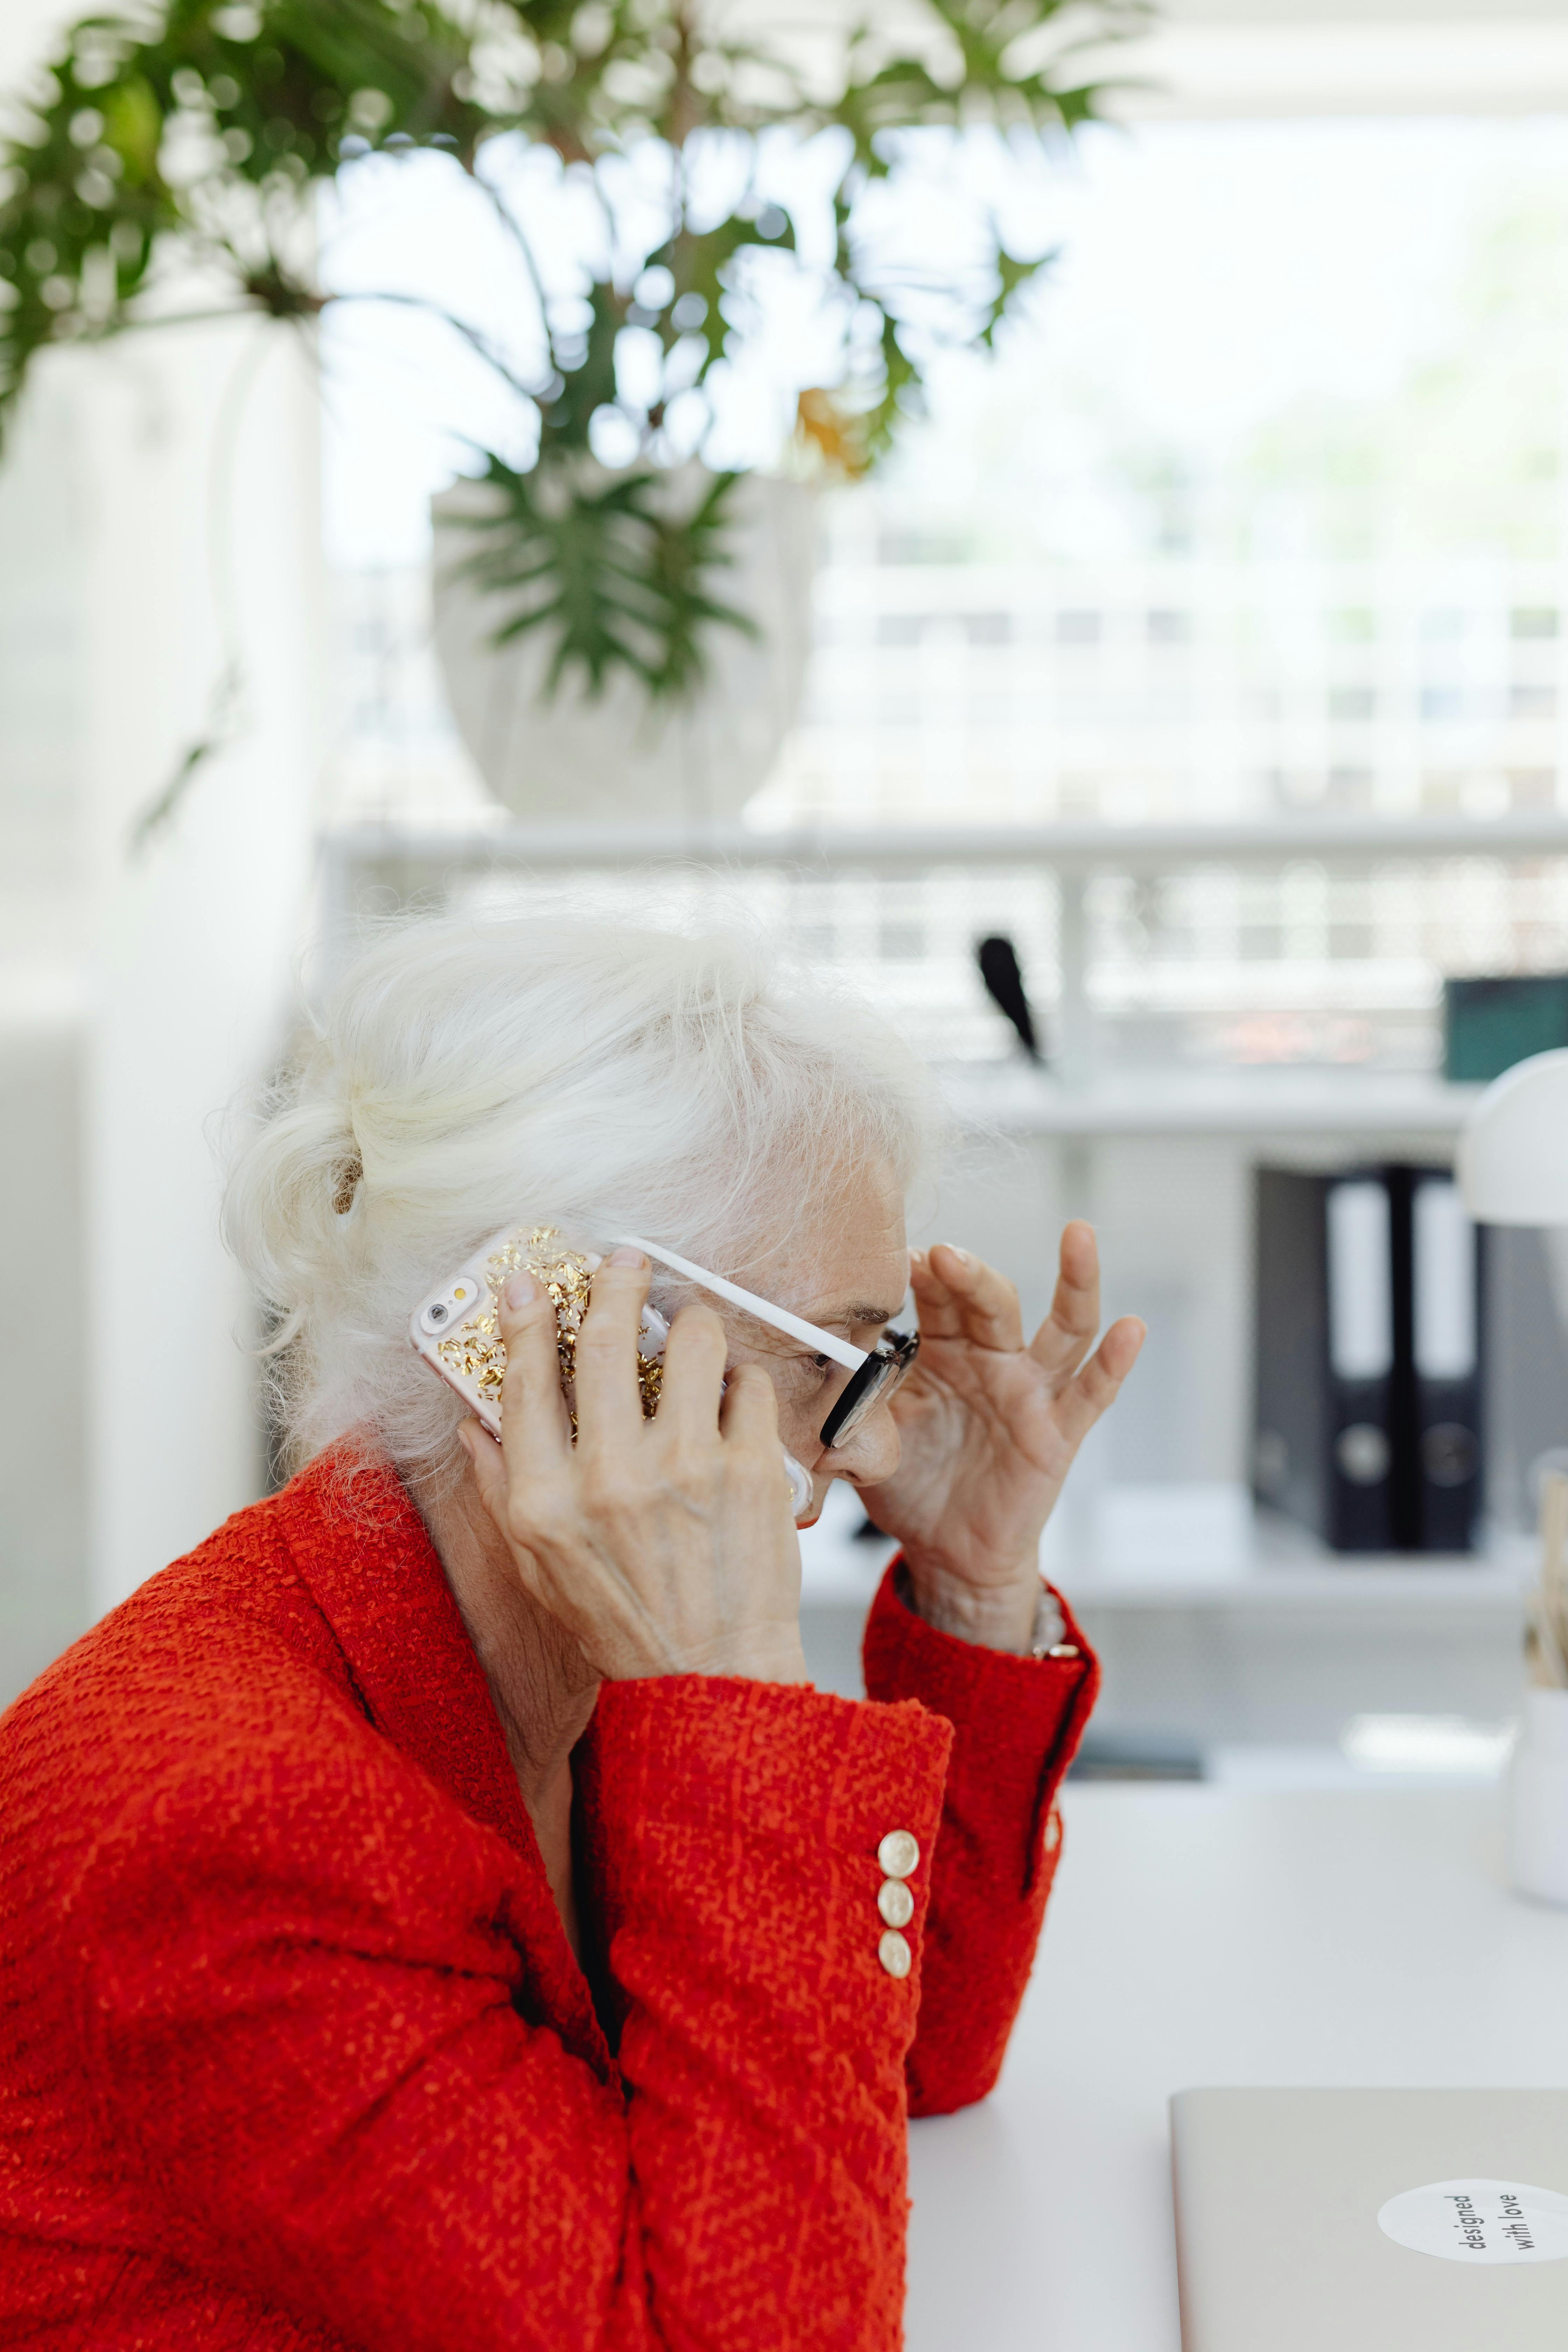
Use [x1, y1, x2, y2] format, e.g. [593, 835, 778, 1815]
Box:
[906, 1248, 965, 1339]
[1051, 1314, 1146, 1452]
[496, 1270, 572, 1467]
[1028, 1219, 1103, 1390]
[573, 1248, 653, 1454]
[719, 1366, 797, 1531]
[658, 1300, 730, 1441]
[912, 1243, 1026, 1351]
[913, 1224, 1124, 1406]
[717, 1357, 781, 1447]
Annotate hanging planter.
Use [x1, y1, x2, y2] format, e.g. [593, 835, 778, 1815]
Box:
[430, 461, 817, 826]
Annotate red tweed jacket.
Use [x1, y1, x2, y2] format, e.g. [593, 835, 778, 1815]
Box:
[0, 1453, 1097, 2350]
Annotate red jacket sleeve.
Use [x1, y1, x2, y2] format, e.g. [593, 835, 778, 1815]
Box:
[861, 1563, 1099, 2117]
[69, 1671, 952, 2352]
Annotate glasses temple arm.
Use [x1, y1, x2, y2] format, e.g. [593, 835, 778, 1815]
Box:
[615, 1235, 867, 1372]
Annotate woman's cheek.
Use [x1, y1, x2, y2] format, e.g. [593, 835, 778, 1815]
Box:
[774, 1394, 827, 1476]
[777, 1411, 818, 1468]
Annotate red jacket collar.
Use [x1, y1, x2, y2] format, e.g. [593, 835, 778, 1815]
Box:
[273, 1448, 538, 1862]
[272, 1447, 612, 2072]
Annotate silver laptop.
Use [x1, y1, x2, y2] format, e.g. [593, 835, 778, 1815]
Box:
[1172, 2088, 1568, 2351]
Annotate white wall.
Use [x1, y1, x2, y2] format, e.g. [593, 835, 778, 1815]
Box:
[1, 3, 99, 1696]
[75, 324, 324, 1607]
[0, 319, 325, 1646]
[1108, 4, 1568, 118]
[0, 0, 325, 1651]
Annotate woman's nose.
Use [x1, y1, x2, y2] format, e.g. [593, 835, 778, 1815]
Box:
[822, 1397, 901, 1487]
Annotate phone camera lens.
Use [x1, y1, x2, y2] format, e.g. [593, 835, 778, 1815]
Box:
[428, 1302, 449, 1325]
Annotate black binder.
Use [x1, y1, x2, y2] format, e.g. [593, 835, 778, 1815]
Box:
[1253, 1164, 1483, 1554]
[1406, 1167, 1484, 1550]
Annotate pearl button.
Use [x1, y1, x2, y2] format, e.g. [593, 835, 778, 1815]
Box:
[877, 1829, 920, 1879]
[1047, 1643, 1080, 1659]
[877, 1877, 914, 1928]
[878, 1928, 912, 1979]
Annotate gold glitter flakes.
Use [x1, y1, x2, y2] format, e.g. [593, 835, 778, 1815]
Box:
[436, 1225, 663, 1432]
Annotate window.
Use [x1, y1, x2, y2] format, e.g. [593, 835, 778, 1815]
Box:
[323, 112, 1568, 1071]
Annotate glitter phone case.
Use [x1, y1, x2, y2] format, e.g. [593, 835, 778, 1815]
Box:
[409, 1223, 814, 1519]
[408, 1225, 666, 1442]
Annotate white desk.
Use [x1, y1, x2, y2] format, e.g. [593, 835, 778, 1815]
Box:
[906, 1785, 1568, 2351]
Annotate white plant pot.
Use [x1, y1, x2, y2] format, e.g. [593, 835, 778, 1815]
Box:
[1509, 1687, 1568, 1904]
[430, 464, 818, 827]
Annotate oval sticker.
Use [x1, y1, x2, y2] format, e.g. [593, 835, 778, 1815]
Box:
[1378, 2178, 1568, 2265]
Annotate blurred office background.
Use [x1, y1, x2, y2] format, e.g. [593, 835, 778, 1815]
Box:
[6, 0, 1568, 1787]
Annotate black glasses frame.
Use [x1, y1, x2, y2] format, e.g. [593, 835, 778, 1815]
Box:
[818, 1326, 921, 1449]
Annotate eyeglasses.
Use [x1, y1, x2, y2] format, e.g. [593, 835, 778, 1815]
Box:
[617, 1235, 921, 1449]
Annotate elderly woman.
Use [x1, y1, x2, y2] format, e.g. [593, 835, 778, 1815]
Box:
[0, 919, 1142, 2350]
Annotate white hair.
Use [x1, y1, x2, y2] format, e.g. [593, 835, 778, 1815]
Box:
[224, 911, 945, 1486]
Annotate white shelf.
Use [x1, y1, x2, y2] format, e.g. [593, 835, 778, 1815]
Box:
[322, 811, 1568, 876]
[938, 1063, 1482, 1138]
[1049, 1492, 1533, 1612]
[798, 1483, 1534, 1617]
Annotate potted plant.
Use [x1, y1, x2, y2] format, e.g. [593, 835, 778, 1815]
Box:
[0, 0, 1148, 828]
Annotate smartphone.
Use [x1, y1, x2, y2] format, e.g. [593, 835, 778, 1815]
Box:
[409, 1224, 813, 1521]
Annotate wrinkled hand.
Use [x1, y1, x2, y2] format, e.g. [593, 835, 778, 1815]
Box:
[459, 1250, 807, 1684]
[858, 1223, 1144, 1652]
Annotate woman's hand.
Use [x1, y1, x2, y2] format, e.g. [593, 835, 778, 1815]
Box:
[458, 1248, 807, 1684]
[856, 1223, 1144, 1653]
